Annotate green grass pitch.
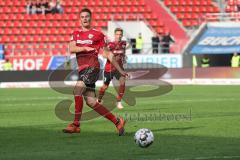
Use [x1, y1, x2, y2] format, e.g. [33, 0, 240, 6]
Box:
[0, 86, 240, 160]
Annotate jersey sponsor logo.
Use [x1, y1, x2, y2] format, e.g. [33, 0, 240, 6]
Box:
[113, 50, 124, 54]
[76, 39, 93, 44]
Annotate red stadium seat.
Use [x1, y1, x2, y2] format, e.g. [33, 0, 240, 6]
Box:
[0, 28, 4, 34]
[156, 27, 164, 34]
[12, 28, 21, 35]
[18, 28, 27, 35]
[2, 7, 12, 13]
[4, 28, 12, 35]
[182, 20, 191, 27]
[1, 35, 10, 43]
[6, 21, 14, 27]
[114, 14, 124, 20]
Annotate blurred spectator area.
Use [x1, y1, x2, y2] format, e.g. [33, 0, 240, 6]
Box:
[225, 0, 240, 12]
[26, 0, 64, 14]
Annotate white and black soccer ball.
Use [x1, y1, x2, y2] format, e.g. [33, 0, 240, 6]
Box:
[134, 128, 154, 148]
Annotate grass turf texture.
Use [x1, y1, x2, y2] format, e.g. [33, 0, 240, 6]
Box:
[0, 86, 240, 160]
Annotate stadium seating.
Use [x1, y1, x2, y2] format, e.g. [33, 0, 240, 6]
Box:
[0, 0, 167, 56]
[164, 0, 220, 27]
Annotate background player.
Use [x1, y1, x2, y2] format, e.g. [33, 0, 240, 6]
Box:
[98, 28, 130, 109]
[63, 8, 127, 136]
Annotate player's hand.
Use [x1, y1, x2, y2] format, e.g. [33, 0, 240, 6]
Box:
[120, 70, 129, 78]
[84, 47, 96, 52]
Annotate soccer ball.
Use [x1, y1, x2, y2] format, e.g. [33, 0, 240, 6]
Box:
[134, 128, 154, 148]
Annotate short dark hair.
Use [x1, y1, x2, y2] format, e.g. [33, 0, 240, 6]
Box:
[80, 8, 92, 17]
[114, 28, 123, 33]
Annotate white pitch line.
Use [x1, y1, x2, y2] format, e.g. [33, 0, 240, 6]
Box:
[0, 96, 70, 102]
[158, 155, 240, 160]
[1, 97, 240, 105]
[1, 103, 52, 107]
[153, 98, 240, 104]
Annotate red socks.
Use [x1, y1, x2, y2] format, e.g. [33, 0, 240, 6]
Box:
[73, 95, 119, 127]
[117, 83, 125, 101]
[99, 83, 125, 102]
[73, 95, 83, 127]
[93, 102, 118, 125]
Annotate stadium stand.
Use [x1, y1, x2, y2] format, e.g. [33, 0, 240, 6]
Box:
[0, 0, 173, 56]
[163, 0, 220, 27]
[145, 0, 188, 53]
[1, 0, 224, 56]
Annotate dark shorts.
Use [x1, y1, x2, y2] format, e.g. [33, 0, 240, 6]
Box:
[103, 70, 122, 85]
[78, 67, 100, 90]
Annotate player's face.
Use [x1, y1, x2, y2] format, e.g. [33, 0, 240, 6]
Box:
[80, 12, 91, 28]
[114, 31, 123, 42]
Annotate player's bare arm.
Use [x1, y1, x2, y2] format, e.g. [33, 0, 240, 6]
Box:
[126, 42, 131, 49]
[102, 47, 127, 76]
[69, 41, 95, 53]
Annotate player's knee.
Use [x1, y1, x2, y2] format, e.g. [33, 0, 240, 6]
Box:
[103, 84, 109, 90]
[104, 81, 110, 86]
[73, 81, 86, 95]
[86, 98, 96, 107]
[119, 81, 125, 86]
[73, 90, 80, 96]
[119, 77, 126, 85]
[73, 87, 81, 95]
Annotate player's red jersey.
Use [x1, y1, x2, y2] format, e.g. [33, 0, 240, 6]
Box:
[104, 41, 127, 72]
[71, 29, 106, 71]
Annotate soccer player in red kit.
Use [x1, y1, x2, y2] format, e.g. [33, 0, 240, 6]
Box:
[63, 8, 127, 136]
[97, 28, 129, 109]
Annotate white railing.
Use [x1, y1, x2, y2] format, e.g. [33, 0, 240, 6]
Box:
[5, 43, 69, 57]
[203, 12, 240, 22]
[4, 42, 178, 57]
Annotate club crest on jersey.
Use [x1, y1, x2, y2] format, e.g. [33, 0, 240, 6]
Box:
[88, 34, 94, 39]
